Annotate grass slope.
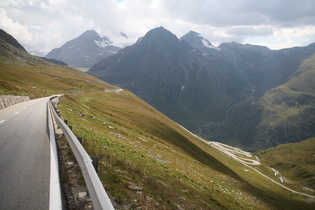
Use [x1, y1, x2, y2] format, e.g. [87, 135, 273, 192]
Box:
[1, 52, 314, 208]
[255, 54, 315, 148]
[257, 137, 315, 190]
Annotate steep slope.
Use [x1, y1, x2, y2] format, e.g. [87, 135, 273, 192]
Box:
[89, 27, 251, 133]
[1, 29, 314, 209]
[46, 30, 121, 68]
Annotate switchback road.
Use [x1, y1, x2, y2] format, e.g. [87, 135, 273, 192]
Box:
[177, 123, 315, 199]
[0, 97, 58, 209]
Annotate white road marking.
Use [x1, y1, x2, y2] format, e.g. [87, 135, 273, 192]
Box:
[14, 111, 20, 115]
[0, 120, 5, 124]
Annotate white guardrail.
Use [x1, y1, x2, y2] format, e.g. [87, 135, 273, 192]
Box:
[48, 97, 114, 210]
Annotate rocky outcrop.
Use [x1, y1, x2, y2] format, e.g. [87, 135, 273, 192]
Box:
[0, 95, 30, 109]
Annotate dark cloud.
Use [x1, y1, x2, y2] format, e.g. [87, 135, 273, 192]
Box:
[164, 0, 315, 26]
[0, 0, 314, 51]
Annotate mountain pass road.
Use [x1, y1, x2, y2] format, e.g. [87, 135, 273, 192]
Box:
[0, 97, 53, 209]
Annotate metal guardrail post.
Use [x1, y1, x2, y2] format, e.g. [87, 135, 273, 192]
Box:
[91, 157, 99, 173]
[48, 98, 114, 210]
[77, 137, 83, 144]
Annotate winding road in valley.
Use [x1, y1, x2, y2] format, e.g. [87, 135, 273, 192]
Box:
[0, 97, 61, 209]
[209, 141, 315, 199]
[178, 124, 315, 199]
[208, 142, 260, 165]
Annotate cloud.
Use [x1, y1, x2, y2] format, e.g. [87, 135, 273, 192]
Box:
[0, 8, 33, 44]
[164, 0, 315, 27]
[0, 0, 314, 52]
[226, 26, 274, 37]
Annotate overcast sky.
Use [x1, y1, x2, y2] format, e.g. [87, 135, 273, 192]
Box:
[1, 0, 315, 53]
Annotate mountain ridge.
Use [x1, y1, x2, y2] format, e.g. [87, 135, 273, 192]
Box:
[89, 27, 252, 123]
[89, 26, 315, 151]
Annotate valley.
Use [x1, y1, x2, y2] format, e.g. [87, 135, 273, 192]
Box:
[1, 28, 315, 209]
[180, 123, 315, 200]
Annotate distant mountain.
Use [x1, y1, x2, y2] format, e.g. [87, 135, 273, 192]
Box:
[39, 57, 68, 66]
[89, 27, 253, 135]
[88, 27, 315, 150]
[30, 50, 47, 57]
[217, 42, 315, 97]
[46, 30, 121, 68]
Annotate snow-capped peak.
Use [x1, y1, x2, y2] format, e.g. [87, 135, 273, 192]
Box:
[194, 32, 214, 49]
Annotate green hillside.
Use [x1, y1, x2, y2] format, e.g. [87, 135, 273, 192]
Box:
[210, 54, 315, 151]
[1, 30, 314, 209]
[255, 54, 315, 148]
[257, 137, 315, 190]
[0, 55, 267, 209]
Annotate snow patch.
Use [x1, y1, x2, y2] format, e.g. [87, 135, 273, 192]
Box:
[201, 39, 221, 51]
[201, 39, 212, 48]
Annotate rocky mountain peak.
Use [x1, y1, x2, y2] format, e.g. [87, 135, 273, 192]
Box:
[181, 31, 214, 49]
[136, 26, 184, 56]
[79, 30, 102, 41]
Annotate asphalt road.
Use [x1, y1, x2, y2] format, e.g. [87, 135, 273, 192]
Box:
[0, 97, 51, 209]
